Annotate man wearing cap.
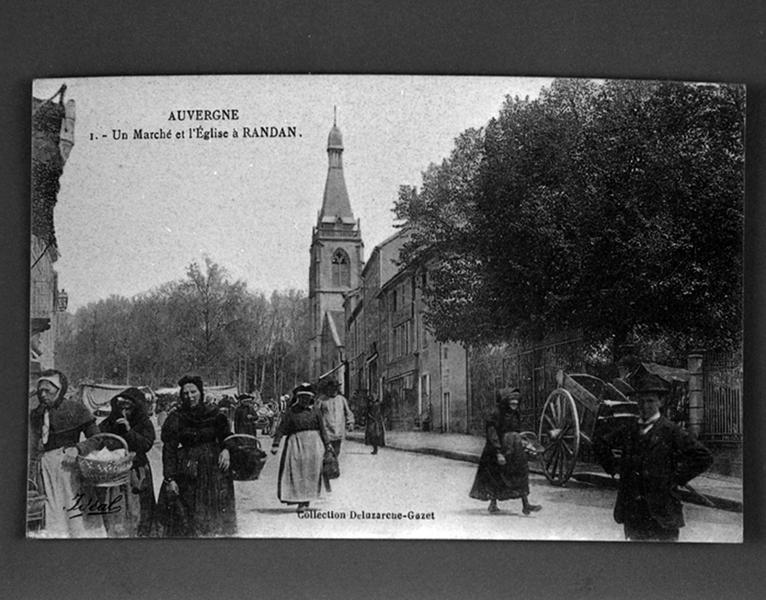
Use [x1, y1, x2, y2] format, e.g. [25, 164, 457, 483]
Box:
[595, 371, 713, 541]
[316, 377, 354, 492]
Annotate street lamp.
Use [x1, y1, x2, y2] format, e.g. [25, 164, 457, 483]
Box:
[56, 289, 68, 312]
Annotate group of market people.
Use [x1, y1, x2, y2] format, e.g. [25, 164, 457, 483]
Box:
[30, 362, 711, 541]
[29, 369, 386, 537]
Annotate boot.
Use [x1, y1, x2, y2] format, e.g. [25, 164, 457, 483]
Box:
[488, 499, 500, 513]
[522, 503, 542, 515]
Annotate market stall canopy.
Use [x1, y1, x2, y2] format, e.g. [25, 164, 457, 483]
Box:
[153, 385, 239, 402]
[78, 383, 155, 416]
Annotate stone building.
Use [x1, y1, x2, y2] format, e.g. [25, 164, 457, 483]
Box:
[308, 117, 363, 382]
[309, 118, 468, 432]
[30, 86, 74, 384]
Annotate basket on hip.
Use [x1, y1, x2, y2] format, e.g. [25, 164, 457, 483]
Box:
[77, 433, 135, 487]
[224, 434, 267, 481]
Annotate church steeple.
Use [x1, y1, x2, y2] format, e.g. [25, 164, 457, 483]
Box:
[308, 112, 364, 381]
[319, 110, 355, 226]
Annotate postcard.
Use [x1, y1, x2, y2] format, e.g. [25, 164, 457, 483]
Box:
[28, 75, 743, 541]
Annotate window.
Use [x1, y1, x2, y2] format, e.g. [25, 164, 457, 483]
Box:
[421, 373, 430, 398]
[391, 321, 414, 358]
[331, 248, 351, 287]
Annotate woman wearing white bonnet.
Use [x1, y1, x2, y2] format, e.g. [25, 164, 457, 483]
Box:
[29, 369, 105, 537]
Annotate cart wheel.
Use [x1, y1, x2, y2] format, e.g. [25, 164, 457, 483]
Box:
[538, 388, 580, 486]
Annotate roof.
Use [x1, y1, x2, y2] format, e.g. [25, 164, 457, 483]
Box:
[319, 122, 355, 225]
[361, 228, 410, 279]
[326, 310, 346, 347]
[327, 125, 343, 150]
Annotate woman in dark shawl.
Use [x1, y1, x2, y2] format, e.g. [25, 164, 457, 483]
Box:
[364, 394, 386, 455]
[98, 387, 157, 537]
[469, 388, 542, 515]
[160, 374, 236, 536]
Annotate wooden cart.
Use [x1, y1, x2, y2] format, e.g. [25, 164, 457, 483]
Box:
[536, 370, 638, 485]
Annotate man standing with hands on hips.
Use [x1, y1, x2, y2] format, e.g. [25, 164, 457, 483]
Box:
[595, 370, 713, 541]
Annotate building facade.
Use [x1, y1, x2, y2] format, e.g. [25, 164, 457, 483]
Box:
[309, 118, 468, 432]
[343, 230, 468, 432]
[30, 87, 74, 384]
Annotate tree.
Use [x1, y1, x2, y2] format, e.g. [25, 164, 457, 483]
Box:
[174, 258, 249, 382]
[396, 79, 744, 360]
[394, 128, 491, 344]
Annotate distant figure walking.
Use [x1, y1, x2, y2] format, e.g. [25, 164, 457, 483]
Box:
[469, 387, 542, 515]
[364, 394, 385, 455]
[234, 395, 260, 437]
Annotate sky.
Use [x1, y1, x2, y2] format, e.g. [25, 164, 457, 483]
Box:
[32, 75, 553, 311]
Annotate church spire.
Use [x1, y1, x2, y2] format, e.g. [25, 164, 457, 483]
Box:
[319, 113, 355, 225]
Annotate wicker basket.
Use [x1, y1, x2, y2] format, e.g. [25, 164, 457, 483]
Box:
[77, 433, 135, 487]
[224, 434, 267, 481]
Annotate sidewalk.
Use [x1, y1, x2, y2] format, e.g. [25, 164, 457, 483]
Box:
[346, 430, 743, 513]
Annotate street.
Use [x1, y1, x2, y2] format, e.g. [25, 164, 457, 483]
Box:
[148, 435, 742, 541]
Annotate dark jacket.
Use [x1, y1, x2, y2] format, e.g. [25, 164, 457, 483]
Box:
[30, 397, 98, 452]
[99, 390, 156, 468]
[595, 416, 713, 530]
[161, 402, 231, 480]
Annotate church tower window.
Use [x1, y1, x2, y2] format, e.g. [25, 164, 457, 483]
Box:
[332, 248, 351, 287]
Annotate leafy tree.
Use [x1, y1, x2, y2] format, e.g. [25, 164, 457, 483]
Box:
[396, 79, 744, 360]
[56, 259, 311, 393]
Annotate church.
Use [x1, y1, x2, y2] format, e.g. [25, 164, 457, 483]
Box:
[308, 118, 469, 433]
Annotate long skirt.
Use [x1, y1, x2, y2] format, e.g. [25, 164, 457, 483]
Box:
[365, 419, 386, 447]
[165, 442, 237, 537]
[277, 430, 324, 504]
[39, 447, 106, 538]
[469, 432, 530, 501]
[101, 465, 157, 537]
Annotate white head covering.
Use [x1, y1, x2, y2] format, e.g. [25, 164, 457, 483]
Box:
[37, 373, 62, 391]
[37, 374, 61, 446]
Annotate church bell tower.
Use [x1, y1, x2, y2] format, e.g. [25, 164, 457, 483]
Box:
[308, 113, 363, 380]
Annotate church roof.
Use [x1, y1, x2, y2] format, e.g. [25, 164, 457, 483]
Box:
[325, 310, 346, 347]
[327, 125, 343, 150]
[319, 121, 356, 226]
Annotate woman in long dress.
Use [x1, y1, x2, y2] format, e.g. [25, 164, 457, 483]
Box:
[469, 388, 542, 515]
[28, 369, 106, 537]
[270, 383, 330, 513]
[98, 387, 157, 537]
[364, 394, 385, 455]
[160, 374, 236, 536]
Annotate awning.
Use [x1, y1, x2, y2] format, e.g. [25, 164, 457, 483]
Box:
[320, 362, 345, 380]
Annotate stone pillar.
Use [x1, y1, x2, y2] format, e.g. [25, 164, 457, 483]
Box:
[687, 350, 705, 436]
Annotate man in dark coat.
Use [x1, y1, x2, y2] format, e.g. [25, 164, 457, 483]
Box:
[594, 371, 713, 541]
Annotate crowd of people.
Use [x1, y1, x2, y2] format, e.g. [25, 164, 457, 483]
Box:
[27, 370, 382, 537]
[28, 365, 712, 541]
